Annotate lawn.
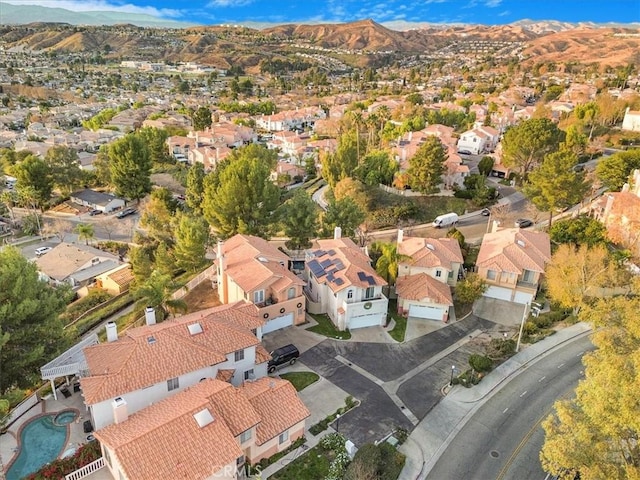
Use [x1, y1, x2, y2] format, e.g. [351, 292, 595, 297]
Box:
[279, 372, 319, 392]
[387, 299, 407, 342]
[269, 444, 334, 480]
[307, 313, 351, 340]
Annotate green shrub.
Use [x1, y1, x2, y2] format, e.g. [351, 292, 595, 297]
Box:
[61, 289, 113, 323]
[344, 442, 405, 480]
[468, 354, 493, 372]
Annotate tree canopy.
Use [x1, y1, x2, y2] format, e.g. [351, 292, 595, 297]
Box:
[44, 146, 83, 196]
[549, 216, 608, 248]
[522, 149, 588, 225]
[595, 149, 640, 191]
[501, 118, 565, 175]
[407, 136, 447, 193]
[202, 144, 280, 239]
[321, 196, 366, 239]
[191, 106, 212, 132]
[0, 247, 70, 393]
[279, 188, 318, 250]
[185, 162, 205, 213]
[173, 213, 209, 273]
[107, 134, 152, 201]
[12, 155, 53, 208]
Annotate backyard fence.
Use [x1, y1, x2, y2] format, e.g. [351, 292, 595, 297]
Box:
[2, 392, 40, 428]
[171, 264, 217, 300]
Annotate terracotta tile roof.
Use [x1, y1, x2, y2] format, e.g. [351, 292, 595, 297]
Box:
[255, 345, 272, 365]
[240, 378, 310, 445]
[476, 228, 551, 274]
[219, 235, 305, 293]
[81, 302, 261, 405]
[95, 380, 245, 480]
[396, 273, 453, 306]
[216, 369, 235, 382]
[398, 237, 463, 269]
[309, 238, 387, 293]
[104, 264, 134, 288]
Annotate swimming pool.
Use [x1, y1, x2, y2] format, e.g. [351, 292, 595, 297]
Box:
[5, 410, 78, 480]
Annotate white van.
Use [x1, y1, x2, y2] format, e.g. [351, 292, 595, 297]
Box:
[432, 212, 459, 228]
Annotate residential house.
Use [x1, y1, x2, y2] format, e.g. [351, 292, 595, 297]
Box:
[456, 125, 500, 155]
[305, 229, 388, 331]
[476, 227, 551, 304]
[34, 242, 121, 288]
[592, 169, 640, 257]
[255, 106, 326, 132]
[622, 107, 640, 132]
[70, 189, 126, 213]
[94, 264, 134, 295]
[216, 235, 306, 334]
[395, 274, 454, 322]
[95, 377, 309, 480]
[80, 302, 269, 430]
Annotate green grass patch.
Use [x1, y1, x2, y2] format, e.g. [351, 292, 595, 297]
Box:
[387, 299, 407, 342]
[279, 372, 319, 392]
[309, 396, 358, 436]
[307, 313, 351, 340]
[269, 443, 334, 480]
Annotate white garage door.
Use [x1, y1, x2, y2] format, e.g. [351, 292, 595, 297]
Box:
[484, 286, 512, 301]
[348, 313, 383, 330]
[262, 313, 294, 334]
[513, 291, 534, 305]
[408, 304, 445, 320]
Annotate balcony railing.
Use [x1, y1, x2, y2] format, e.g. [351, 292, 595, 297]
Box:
[65, 457, 105, 480]
[516, 280, 538, 289]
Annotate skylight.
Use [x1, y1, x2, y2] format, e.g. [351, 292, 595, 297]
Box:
[194, 408, 214, 428]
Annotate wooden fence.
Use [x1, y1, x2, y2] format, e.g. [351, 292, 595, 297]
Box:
[171, 264, 217, 300]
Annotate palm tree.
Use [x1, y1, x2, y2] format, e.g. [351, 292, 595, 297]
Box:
[74, 223, 95, 245]
[134, 270, 187, 321]
[372, 241, 411, 285]
[350, 110, 363, 161]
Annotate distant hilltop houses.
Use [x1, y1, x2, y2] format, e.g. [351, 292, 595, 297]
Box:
[119, 60, 227, 76]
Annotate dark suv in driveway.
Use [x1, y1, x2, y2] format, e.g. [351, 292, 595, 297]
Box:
[268, 344, 300, 373]
[116, 207, 137, 219]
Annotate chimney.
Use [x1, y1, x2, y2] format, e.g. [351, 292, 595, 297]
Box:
[144, 307, 156, 326]
[397, 229, 404, 245]
[408, 131, 413, 142]
[491, 220, 501, 233]
[217, 240, 227, 304]
[112, 397, 128, 424]
[334, 226, 342, 239]
[106, 321, 118, 342]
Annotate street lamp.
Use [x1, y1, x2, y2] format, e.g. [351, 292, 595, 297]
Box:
[335, 414, 340, 434]
[450, 365, 456, 386]
[516, 302, 531, 353]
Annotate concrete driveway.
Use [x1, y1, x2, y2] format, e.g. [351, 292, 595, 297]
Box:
[473, 297, 527, 326]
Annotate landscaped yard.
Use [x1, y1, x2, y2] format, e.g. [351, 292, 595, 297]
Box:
[307, 313, 351, 340]
[279, 372, 319, 391]
[270, 443, 334, 480]
[387, 299, 407, 342]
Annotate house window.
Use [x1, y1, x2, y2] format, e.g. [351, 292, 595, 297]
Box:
[347, 290, 353, 299]
[167, 377, 179, 391]
[288, 287, 296, 299]
[237, 455, 246, 466]
[234, 349, 245, 362]
[244, 369, 254, 380]
[279, 430, 289, 444]
[435, 270, 442, 278]
[448, 270, 454, 279]
[365, 287, 375, 299]
[487, 270, 497, 280]
[240, 429, 252, 443]
[253, 290, 265, 303]
[251, 328, 257, 336]
[522, 269, 535, 283]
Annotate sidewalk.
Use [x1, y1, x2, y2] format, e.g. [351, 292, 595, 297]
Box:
[399, 322, 592, 480]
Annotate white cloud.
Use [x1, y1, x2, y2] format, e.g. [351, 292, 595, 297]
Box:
[2, 0, 183, 17]
[207, 0, 254, 6]
[485, 0, 502, 7]
[497, 9, 510, 16]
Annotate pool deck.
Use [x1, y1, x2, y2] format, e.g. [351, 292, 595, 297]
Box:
[1, 386, 92, 476]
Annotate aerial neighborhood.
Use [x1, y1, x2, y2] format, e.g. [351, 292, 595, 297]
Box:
[1, 9, 639, 480]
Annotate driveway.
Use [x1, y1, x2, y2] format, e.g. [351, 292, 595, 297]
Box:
[283, 315, 497, 446]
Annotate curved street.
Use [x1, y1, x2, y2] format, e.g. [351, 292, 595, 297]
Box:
[425, 334, 594, 480]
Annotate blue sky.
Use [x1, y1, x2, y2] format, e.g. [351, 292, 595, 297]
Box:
[4, 0, 640, 26]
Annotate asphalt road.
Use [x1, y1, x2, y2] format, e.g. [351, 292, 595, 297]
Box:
[426, 334, 594, 480]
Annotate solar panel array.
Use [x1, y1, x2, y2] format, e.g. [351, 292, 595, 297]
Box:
[357, 271, 376, 285]
[308, 250, 348, 286]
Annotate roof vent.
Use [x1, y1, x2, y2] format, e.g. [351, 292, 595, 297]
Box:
[517, 240, 526, 248]
[269, 380, 276, 388]
[188, 323, 203, 335]
[426, 243, 435, 251]
[147, 336, 156, 344]
[193, 408, 214, 428]
[258, 256, 268, 263]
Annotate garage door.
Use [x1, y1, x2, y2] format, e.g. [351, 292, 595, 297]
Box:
[348, 313, 383, 330]
[408, 304, 446, 320]
[484, 286, 512, 301]
[513, 291, 534, 305]
[262, 313, 293, 334]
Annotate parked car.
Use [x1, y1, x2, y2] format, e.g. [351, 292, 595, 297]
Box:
[35, 246, 52, 257]
[116, 207, 137, 219]
[515, 218, 533, 228]
[481, 208, 491, 216]
[89, 209, 102, 216]
[268, 344, 300, 373]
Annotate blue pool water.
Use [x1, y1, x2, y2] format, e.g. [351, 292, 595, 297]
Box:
[6, 412, 74, 480]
